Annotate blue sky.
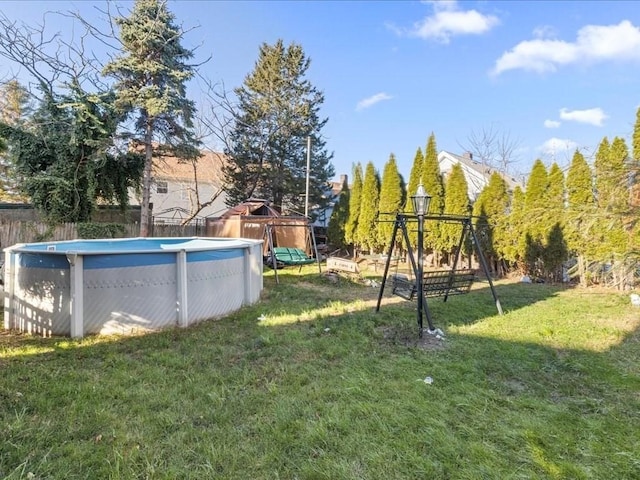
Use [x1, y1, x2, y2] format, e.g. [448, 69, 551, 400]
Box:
[2, 1, 640, 183]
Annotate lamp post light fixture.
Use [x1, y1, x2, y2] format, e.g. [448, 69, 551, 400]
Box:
[411, 184, 431, 335]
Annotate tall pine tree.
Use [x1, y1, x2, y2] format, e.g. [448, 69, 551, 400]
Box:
[404, 147, 424, 248]
[441, 163, 470, 257]
[503, 186, 526, 269]
[356, 162, 380, 253]
[103, 0, 198, 236]
[421, 133, 445, 257]
[473, 172, 509, 275]
[522, 159, 549, 276]
[565, 149, 595, 285]
[541, 163, 567, 281]
[377, 154, 404, 252]
[222, 40, 334, 215]
[345, 162, 363, 251]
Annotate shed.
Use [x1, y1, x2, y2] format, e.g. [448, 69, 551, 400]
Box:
[205, 199, 310, 254]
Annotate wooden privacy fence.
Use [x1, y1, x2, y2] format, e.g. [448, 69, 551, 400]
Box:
[1, 220, 203, 249]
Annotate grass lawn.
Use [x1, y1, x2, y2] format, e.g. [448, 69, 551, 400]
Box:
[1, 267, 639, 479]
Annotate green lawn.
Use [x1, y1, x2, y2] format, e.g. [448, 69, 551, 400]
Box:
[1, 268, 639, 479]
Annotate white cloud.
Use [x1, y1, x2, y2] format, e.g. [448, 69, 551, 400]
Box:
[539, 137, 579, 157]
[559, 107, 607, 126]
[356, 92, 393, 111]
[544, 119, 561, 128]
[399, 0, 500, 43]
[492, 20, 640, 75]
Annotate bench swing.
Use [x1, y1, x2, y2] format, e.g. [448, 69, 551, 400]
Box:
[264, 222, 322, 284]
[375, 213, 503, 335]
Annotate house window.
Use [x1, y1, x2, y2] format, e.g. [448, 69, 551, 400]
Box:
[156, 181, 168, 194]
[179, 183, 190, 200]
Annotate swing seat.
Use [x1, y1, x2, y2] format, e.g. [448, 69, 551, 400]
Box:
[389, 269, 475, 300]
[272, 247, 315, 266]
[389, 273, 417, 300]
[422, 269, 475, 297]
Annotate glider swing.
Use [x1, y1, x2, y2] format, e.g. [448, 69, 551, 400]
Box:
[264, 222, 322, 284]
[375, 210, 503, 336]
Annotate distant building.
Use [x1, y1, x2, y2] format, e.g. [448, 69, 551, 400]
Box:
[438, 150, 523, 200]
[129, 151, 228, 224]
[312, 174, 348, 227]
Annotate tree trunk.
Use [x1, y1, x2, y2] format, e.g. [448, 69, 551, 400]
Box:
[577, 255, 587, 287]
[139, 121, 153, 237]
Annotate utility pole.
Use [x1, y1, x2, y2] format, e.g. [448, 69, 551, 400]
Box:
[305, 135, 311, 218]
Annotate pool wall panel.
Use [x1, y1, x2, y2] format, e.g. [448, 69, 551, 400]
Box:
[83, 263, 179, 335]
[4, 237, 264, 337]
[13, 264, 71, 336]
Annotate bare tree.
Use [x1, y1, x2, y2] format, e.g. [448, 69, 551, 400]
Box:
[0, 10, 109, 98]
[458, 123, 522, 174]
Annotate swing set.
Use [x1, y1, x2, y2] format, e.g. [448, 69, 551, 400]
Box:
[264, 222, 322, 284]
[375, 212, 503, 335]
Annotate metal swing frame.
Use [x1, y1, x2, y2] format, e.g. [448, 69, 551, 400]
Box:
[375, 213, 503, 334]
[264, 222, 322, 284]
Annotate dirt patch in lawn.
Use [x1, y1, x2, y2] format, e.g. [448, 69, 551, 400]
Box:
[376, 324, 448, 351]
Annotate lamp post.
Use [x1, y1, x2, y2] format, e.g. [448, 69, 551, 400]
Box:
[411, 184, 431, 334]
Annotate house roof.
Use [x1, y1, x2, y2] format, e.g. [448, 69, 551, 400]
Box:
[439, 151, 523, 192]
[153, 150, 226, 185]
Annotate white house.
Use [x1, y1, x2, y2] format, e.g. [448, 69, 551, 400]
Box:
[129, 151, 228, 224]
[438, 150, 523, 200]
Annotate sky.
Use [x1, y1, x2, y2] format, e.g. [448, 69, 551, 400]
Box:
[1, 0, 640, 184]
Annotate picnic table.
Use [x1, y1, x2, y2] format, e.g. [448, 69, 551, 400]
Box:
[360, 254, 401, 272]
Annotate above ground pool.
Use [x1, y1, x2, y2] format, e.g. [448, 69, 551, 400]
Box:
[3, 237, 263, 338]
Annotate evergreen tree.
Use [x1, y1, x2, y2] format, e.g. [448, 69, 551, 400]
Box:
[522, 159, 549, 275]
[405, 148, 424, 212]
[541, 223, 568, 282]
[538, 162, 567, 278]
[377, 154, 404, 252]
[503, 186, 526, 270]
[633, 107, 640, 162]
[546, 163, 564, 217]
[607, 136, 630, 211]
[404, 147, 424, 248]
[565, 149, 596, 285]
[345, 162, 363, 249]
[594, 136, 611, 209]
[0, 80, 31, 201]
[327, 176, 350, 250]
[473, 172, 509, 275]
[356, 162, 380, 253]
[594, 137, 629, 267]
[632, 108, 640, 254]
[222, 40, 334, 215]
[441, 163, 470, 255]
[0, 80, 31, 125]
[524, 159, 549, 243]
[0, 86, 143, 223]
[103, 0, 198, 236]
[566, 150, 594, 207]
[422, 133, 444, 215]
[421, 133, 445, 255]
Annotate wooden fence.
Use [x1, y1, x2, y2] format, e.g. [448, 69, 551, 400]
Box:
[1, 220, 204, 249]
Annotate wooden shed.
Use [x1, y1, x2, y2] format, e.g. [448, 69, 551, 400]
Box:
[205, 199, 311, 254]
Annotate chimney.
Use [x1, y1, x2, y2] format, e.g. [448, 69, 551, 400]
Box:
[339, 174, 348, 186]
[463, 151, 473, 160]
